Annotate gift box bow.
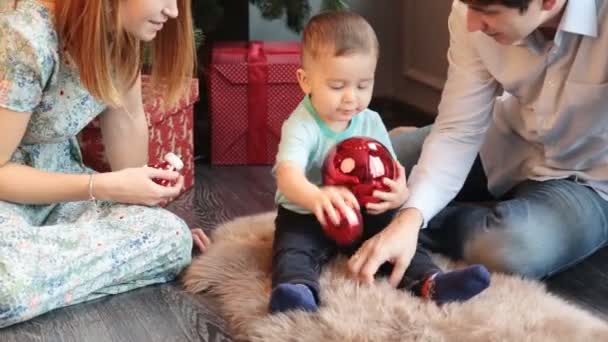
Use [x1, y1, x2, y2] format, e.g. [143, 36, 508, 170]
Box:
[212, 41, 301, 163]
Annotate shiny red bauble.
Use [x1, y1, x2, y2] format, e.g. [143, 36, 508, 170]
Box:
[322, 206, 363, 246]
[323, 136, 399, 207]
[150, 152, 184, 187]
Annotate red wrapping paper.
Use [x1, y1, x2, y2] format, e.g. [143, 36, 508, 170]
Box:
[78, 75, 198, 202]
[209, 41, 303, 165]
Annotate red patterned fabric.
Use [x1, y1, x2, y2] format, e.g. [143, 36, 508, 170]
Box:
[209, 41, 303, 165]
[78, 76, 198, 202]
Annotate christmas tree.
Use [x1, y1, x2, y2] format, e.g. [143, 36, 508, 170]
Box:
[247, 0, 348, 32]
[146, 0, 347, 67]
[193, 0, 349, 36]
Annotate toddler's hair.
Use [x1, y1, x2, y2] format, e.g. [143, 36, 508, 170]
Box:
[301, 11, 379, 66]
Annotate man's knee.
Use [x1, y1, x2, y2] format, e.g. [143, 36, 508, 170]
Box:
[464, 238, 542, 278]
[389, 125, 431, 175]
[461, 212, 551, 279]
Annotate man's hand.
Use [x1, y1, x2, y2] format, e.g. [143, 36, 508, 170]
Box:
[366, 163, 408, 215]
[348, 208, 423, 287]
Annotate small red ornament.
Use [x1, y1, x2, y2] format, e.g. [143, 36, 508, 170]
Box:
[322, 206, 363, 246]
[323, 137, 398, 207]
[150, 152, 184, 187]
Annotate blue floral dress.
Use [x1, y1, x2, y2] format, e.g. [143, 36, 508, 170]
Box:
[0, 0, 192, 328]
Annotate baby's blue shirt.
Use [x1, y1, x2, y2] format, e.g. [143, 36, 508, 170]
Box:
[274, 95, 396, 214]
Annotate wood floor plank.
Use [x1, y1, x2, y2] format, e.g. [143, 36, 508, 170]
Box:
[160, 285, 233, 342]
[1, 297, 115, 342]
[167, 165, 276, 234]
[546, 247, 608, 320]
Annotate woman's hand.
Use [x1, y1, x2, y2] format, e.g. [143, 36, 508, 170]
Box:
[366, 163, 409, 215]
[95, 166, 183, 206]
[191, 228, 211, 253]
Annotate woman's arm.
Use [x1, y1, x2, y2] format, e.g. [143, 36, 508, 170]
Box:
[0, 107, 93, 204]
[0, 105, 181, 205]
[99, 75, 149, 171]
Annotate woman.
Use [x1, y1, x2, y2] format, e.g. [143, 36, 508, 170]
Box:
[0, 0, 210, 328]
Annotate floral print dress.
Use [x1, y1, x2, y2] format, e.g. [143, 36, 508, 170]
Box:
[0, 0, 192, 328]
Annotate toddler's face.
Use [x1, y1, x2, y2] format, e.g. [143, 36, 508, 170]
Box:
[120, 0, 179, 42]
[298, 51, 377, 128]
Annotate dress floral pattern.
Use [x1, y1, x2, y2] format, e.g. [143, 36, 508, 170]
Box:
[0, 0, 192, 328]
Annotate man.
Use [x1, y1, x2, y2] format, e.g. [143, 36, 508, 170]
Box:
[348, 0, 608, 286]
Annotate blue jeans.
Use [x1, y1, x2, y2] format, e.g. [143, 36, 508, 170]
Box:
[391, 126, 608, 279]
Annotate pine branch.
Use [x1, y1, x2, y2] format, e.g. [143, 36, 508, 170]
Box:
[192, 0, 224, 32]
[284, 0, 311, 33]
[322, 0, 349, 11]
[249, 0, 349, 33]
[250, 0, 285, 19]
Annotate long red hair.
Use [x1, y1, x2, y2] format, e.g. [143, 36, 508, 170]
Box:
[55, 0, 195, 107]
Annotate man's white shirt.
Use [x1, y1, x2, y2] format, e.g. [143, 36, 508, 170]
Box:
[404, 0, 608, 226]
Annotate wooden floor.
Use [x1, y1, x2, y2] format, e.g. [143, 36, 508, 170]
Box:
[2, 163, 608, 341]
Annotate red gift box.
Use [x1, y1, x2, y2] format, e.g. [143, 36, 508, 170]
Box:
[78, 75, 198, 200]
[209, 41, 304, 165]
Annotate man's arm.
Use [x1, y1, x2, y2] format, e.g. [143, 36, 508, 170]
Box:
[348, 2, 501, 286]
[403, 1, 499, 225]
[99, 75, 149, 170]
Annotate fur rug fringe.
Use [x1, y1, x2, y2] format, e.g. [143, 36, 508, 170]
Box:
[182, 212, 608, 341]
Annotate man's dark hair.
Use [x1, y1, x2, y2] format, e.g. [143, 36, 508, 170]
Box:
[460, 0, 534, 13]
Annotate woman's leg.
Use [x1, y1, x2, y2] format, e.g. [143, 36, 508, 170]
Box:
[0, 200, 192, 328]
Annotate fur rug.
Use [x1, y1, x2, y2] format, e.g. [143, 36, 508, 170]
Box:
[182, 212, 608, 341]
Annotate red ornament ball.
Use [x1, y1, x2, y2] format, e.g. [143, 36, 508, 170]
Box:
[322, 206, 363, 246]
[323, 137, 399, 207]
[150, 152, 184, 187]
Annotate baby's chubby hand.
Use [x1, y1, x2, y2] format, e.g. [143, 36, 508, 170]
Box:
[366, 163, 408, 215]
[309, 186, 360, 226]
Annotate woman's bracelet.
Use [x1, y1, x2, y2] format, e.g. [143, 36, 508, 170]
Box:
[88, 173, 96, 201]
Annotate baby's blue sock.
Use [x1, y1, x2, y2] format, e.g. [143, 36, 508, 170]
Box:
[421, 265, 491, 305]
[269, 283, 318, 313]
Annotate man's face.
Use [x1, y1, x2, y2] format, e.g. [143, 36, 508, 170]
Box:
[464, 1, 544, 45]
